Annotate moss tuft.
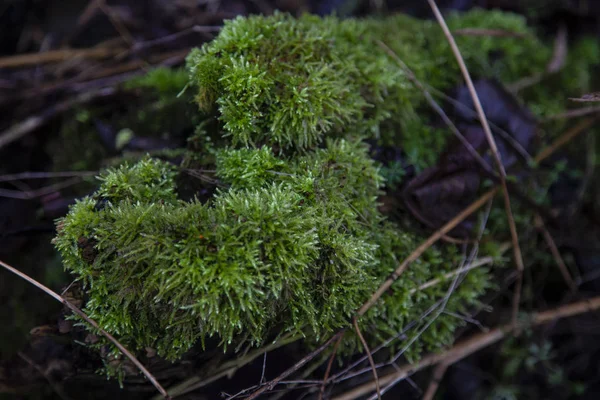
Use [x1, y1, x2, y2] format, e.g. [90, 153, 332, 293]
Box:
[53, 9, 598, 373]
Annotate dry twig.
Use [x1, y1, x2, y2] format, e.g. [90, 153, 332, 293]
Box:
[452, 28, 528, 38]
[0, 259, 171, 399]
[357, 187, 499, 317]
[0, 87, 115, 150]
[333, 295, 600, 400]
[17, 351, 71, 400]
[0, 47, 121, 68]
[0, 171, 97, 182]
[426, 0, 525, 328]
[534, 214, 577, 292]
[545, 105, 600, 120]
[245, 331, 346, 400]
[0, 177, 84, 200]
[422, 361, 450, 400]
[353, 318, 381, 399]
[508, 24, 567, 93]
[319, 335, 343, 400]
[534, 117, 598, 163]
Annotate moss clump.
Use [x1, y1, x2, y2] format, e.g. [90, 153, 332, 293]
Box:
[55, 144, 488, 362]
[187, 10, 573, 167]
[53, 9, 597, 370]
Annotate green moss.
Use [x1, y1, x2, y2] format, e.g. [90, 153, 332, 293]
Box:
[188, 10, 574, 167]
[53, 9, 597, 374]
[55, 145, 489, 362]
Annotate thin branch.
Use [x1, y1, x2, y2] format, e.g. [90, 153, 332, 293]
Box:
[0, 177, 84, 200]
[508, 23, 568, 93]
[97, 0, 134, 46]
[319, 334, 343, 400]
[357, 187, 499, 317]
[410, 256, 496, 294]
[452, 28, 528, 38]
[545, 105, 600, 120]
[17, 351, 71, 400]
[422, 361, 450, 400]
[245, 331, 346, 400]
[0, 87, 116, 150]
[0, 47, 121, 68]
[0, 259, 170, 399]
[426, 0, 525, 328]
[0, 171, 97, 182]
[260, 352, 268, 384]
[534, 117, 598, 163]
[353, 318, 381, 400]
[332, 295, 600, 400]
[534, 214, 577, 292]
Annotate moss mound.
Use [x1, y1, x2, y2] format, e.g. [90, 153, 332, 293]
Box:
[53, 9, 597, 367]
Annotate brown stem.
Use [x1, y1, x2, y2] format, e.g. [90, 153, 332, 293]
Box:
[0, 259, 171, 399]
[333, 296, 600, 400]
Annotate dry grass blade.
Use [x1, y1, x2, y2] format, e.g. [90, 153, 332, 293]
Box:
[534, 117, 598, 163]
[357, 187, 498, 317]
[452, 28, 528, 38]
[319, 334, 343, 400]
[534, 214, 577, 292]
[422, 361, 450, 400]
[245, 331, 346, 400]
[333, 295, 600, 400]
[0, 259, 171, 400]
[569, 92, 600, 102]
[545, 105, 600, 120]
[0, 47, 121, 68]
[0, 177, 84, 200]
[353, 318, 381, 399]
[426, 0, 525, 328]
[0, 171, 97, 182]
[17, 351, 71, 400]
[508, 24, 567, 93]
[410, 256, 497, 294]
[376, 39, 496, 177]
[0, 88, 115, 150]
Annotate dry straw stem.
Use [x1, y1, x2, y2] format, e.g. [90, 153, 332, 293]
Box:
[245, 331, 346, 400]
[17, 351, 71, 400]
[357, 187, 499, 317]
[545, 105, 600, 120]
[353, 318, 381, 399]
[534, 214, 577, 292]
[376, 39, 495, 178]
[452, 28, 528, 38]
[0, 47, 122, 68]
[333, 295, 600, 400]
[0, 87, 115, 151]
[410, 256, 496, 294]
[0, 259, 171, 400]
[157, 333, 302, 399]
[0, 171, 98, 182]
[426, 0, 525, 328]
[534, 117, 598, 163]
[319, 335, 344, 400]
[422, 361, 450, 400]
